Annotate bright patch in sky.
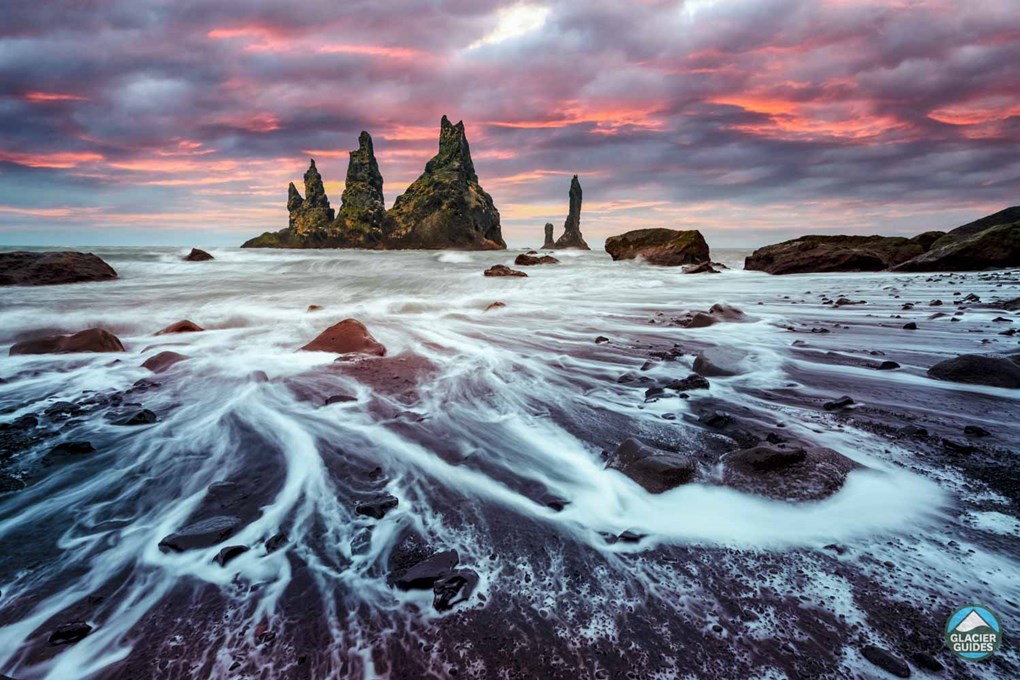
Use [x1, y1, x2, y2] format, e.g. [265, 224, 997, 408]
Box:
[469, 3, 550, 49]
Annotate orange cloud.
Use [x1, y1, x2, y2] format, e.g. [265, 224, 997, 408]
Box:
[0, 150, 103, 168]
[23, 91, 87, 103]
[487, 102, 665, 134]
[317, 44, 426, 60]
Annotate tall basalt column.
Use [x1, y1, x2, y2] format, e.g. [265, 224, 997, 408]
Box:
[542, 223, 555, 249]
[552, 175, 589, 249]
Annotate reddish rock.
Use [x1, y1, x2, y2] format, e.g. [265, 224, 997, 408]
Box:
[142, 351, 189, 373]
[0, 251, 117, 286]
[484, 264, 527, 277]
[484, 301, 506, 312]
[155, 320, 204, 335]
[10, 328, 125, 355]
[604, 229, 710, 266]
[307, 305, 323, 312]
[514, 254, 559, 266]
[301, 319, 386, 356]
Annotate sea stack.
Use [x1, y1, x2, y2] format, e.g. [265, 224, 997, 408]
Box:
[386, 116, 505, 250]
[542, 223, 555, 249]
[333, 131, 387, 247]
[292, 160, 335, 233]
[550, 175, 589, 249]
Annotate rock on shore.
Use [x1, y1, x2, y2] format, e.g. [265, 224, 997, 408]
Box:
[604, 229, 710, 266]
[10, 328, 125, 355]
[300, 319, 386, 356]
[893, 207, 1020, 272]
[0, 251, 117, 286]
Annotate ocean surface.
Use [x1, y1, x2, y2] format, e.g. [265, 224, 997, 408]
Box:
[0, 246, 1018, 678]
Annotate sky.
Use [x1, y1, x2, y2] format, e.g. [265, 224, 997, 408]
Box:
[1, 0, 1018, 249]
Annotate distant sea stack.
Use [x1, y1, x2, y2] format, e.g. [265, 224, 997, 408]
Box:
[745, 206, 1020, 274]
[242, 117, 505, 250]
[546, 175, 590, 250]
[542, 223, 555, 249]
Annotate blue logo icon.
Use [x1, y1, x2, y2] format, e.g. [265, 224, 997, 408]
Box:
[945, 605, 1001, 661]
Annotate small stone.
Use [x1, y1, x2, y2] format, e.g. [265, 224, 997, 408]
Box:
[902, 322, 917, 330]
[823, 395, 854, 410]
[877, 361, 901, 370]
[49, 621, 93, 645]
[861, 645, 911, 678]
[214, 545, 249, 566]
[963, 425, 990, 437]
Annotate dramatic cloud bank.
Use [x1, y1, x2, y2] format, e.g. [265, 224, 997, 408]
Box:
[1, 0, 1018, 246]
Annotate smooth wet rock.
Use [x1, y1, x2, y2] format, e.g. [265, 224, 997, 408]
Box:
[861, 645, 911, 678]
[265, 532, 287, 553]
[963, 425, 990, 437]
[877, 361, 901, 370]
[594, 336, 609, 344]
[902, 322, 917, 330]
[927, 354, 1020, 389]
[483, 264, 527, 277]
[49, 620, 93, 645]
[723, 445, 859, 502]
[484, 301, 506, 312]
[115, 409, 157, 426]
[693, 347, 749, 377]
[823, 395, 854, 410]
[324, 393, 356, 405]
[301, 319, 386, 356]
[10, 328, 125, 355]
[159, 515, 243, 552]
[307, 304, 323, 312]
[184, 248, 214, 262]
[141, 351, 189, 373]
[0, 251, 117, 286]
[355, 494, 399, 519]
[514, 253, 559, 266]
[606, 438, 696, 493]
[155, 320, 203, 335]
[605, 228, 710, 266]
[214, 544, 249, 566]
[665, 374, 710, 391]
[433, 569, 479, 611]
[391, 549, 460, 590]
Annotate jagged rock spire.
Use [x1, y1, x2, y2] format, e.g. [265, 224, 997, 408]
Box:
[288, 159, 335, 234]
[386, 116, 504, 250]
[543, 223, 555, 249]
[552, 174, 589, 249]
[337, 131, 386, 241]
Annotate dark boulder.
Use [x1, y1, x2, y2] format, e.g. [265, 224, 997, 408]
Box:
[722, 444, 860, 502]
[0, 251, 117, 286]
[605, 438, 696, 493]
[665, 374, 710, 391]
[484, 264, 527, 277]
[141, 351, 189, 373]
[605, 228, 710, 266]
[391, 549, 460, 590]
[433, 569, 480, 611]
[158, 515, 243, 552]
[115, 409, 157, 426]
[861, 645, 911, 678]
[184, 248, 214, 262]
[214, 545, 249, 566]
[155, 320, 203, 335]
[682, 262, 718, 274]
[49, 621, 93, 645]
[10, 328, 124, 355]
[355, 494, 399, 519]
[300, 319, 386, 356]
[744, 235, 927, 274]
[514, 253, 559, 266]
[927, 354, 1020, 389]
[823, 395, 854, 410]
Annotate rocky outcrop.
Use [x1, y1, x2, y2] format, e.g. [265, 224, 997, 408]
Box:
[549, 175, 589, 249]
[893, 207, 1020, 271]
[606, 438, 696, 493]
[300, 319, 386, 356]
[927, 353, 1020, 389]
[0, 251, 117, 286]
[155, 320, 203, 335]
[746, 206, 1020, 274]
[184, 248, 213, 262]
[245, 120, 505, 250]
[744, 235, 930, 275]
[542, 223, 555, 249]
[386, 117, 505, 250]
[10, 328, 125, 355]
[605, 229, 710, 266]
[142, 351, 189, 373]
